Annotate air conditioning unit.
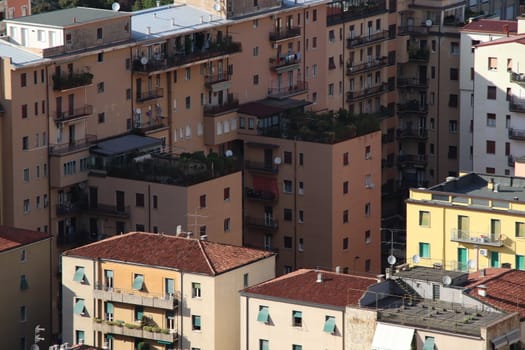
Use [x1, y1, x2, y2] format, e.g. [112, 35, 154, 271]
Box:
[479, 249, 488, 256]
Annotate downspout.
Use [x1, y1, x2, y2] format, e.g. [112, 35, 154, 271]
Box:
[147, 184, 151, 232]
[293, 139, 297, 270]
[436, 32, 442, 179]
[442, 206, 446, 268]
[179, 271, 183, 350]
[245, 296, 250, 350]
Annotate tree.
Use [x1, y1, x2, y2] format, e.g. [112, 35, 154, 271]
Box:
[31, 0, 60, 14]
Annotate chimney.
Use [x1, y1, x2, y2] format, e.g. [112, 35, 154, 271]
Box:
[335, 266, 341, 274]
[72, 17, 77, 23]
[171, 18, 176, 26]
[494, 183, 500, 192]
[487, 178, 494, 191]
[376, 274, 385, 282]
[316, 272, 323, 283]
[480, 268, 486, 277]
[504, 24, 509, 37]
[147, 26, 151, 34]
[477, 284, 487, 297]
[156, 0, 160, 6]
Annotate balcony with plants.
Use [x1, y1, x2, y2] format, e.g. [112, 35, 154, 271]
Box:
[93, 316, 177, 343]
[52, 71, 94, 91]
[93, 284, 179, 310]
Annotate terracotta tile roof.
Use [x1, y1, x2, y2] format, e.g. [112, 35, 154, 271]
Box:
[476, 33, 525, 47]
[0, 226, 50, 253]
[241, 269, 378, 308]
[462, 19, 517, 34]
[63, 232, 274, 276]
[465, 268, 525, 319]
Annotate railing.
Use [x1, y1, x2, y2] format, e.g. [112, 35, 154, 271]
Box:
[326, 0, 387, 25]
[48, 134, 97, 155]
[450, 228, 504, 247]
[203, 98, 239, 115]
[267, 81, 307, 99]
[245, 188, 277, 202]
[269, 53, 301, 70]
[93, 284, 178, 309]
[408, 48, 430, 61]
[397, 101, 428, 114]
[244, 160, 279, 174]
[269, 26, 301, 41]
[397, 78, 428, 89]
[346, 56, 387, 75]
[398, 25, 429, 35]
[508, 128, 525, 140]
[510, 71, 525, 85]
[54, 105, 93, 123]
[52, 72, 93, 91]
[245, 216, 279, 231]
[346, 84, 385, 102]
[85, 203, 130, 218]
[93, 321, 177, 342]
[136, 88, 164, 102]
[56, 201, 88, 216]
[397, 154, 427, 167]
[346, 30, 388, 48]
[204, 73, 231, 87]
[134, 118, 168, 133]
[509, 155, 515, 167]
[509, 97, 525, 113]
[396, 128, 428, 140]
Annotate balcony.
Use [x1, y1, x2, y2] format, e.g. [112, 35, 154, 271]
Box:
[245, 160, 278, 174]
[509, 71, 525, 85]
[93, 321, 177, 343]
[397, 78, 428, 89]
[269, 53, 301, 72]
[509, 155, 515, 167]
[205, 73, 232, 90]
[508, 128, 525, 141]
[269, 26, 301, 41]
[52, 72, 93, 91]
[450, 229, 504, 247]
[134, 118, 169, 134]
[203, 98, 239, 116]
[396, 128, 428, 140]
[509, 97, 525, 113]
[397, 154, 427, 168]
[49, 134, 97, 156]
[327, 0, 387, 25]
[133, 37, 242, 73]
[84, 203, 131, 218]
[136, 88, 164, 103]
[56, 200, 88, 216]
[397, 100, 428, 114]
[93, 284, 178, 310]
[346, 30, 389, 48]
[245, 187, 277, 202]
[346, 56, 387, 75]
[245, 216, 279, 231]
[54, 105, 93, 124]
[408, 48, 430, 62]
[398, 25, 429, 36]
[267, 81, 307, 99]
[346, 84, 386, 102]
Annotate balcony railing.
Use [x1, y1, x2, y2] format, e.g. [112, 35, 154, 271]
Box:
[508, 128, 525, 140]
[269, 53, 301, 71]
[509, 97, 525, 113]
[326, 0, 387, 25]
[269, 26, 301, 41]
[346, 56, 387, 75]
[397, 78, 428, 89]
[346, 84, 386, 102]
[54, 105, 93, 123]
[450, 229, 504, 247]
[397, 154, 427, 167]
[245, 187, 277, 202]
[52, 72, 94, 91]
[510, 71, 525, 85]
[267, 81, 307, 99]
[396, 128, 428, 140]
[93, 321, 177, 343]
[397, 101, 428, 114]
[408, 48, 430, 62]
[48, 134, 97, 156]
[134, 118, 168, 133]
[136, 88, 164, 102]
[245, 216, 279, 231]
[56, 200, 88, 216]
[93, 284, 178, 310]
[204, 73, 231, 88]
[245, 160, 279, 174]
[398, 25, 429, 36]
[203, 98, 239, 116]
[84, 203, 130, 218]
[346, 30, 389, 48]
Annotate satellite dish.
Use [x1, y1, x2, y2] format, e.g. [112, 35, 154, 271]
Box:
[387, 255, 397, 265]
[111, 2, 120, 11]
[467, 259, 476, 269]
[442, 275, 452, 286]
[274, 157, 282, 165]
[425, 19, 433, 27]
[225, 150, 233, 157]
[412, 254, 421, 264]
[140, 56, 149, 65]
[213, 2, 221, 11]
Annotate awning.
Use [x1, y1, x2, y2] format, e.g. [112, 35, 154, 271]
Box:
[74, 299, 85, 315]
[491, 334, 508, 349]
[323, 316, 336, 333]
[257, 306, 269, 323]
[73, 266, 85, 282]
[371, 323, 415, 350]
[133, 274, 144, 290]
[423, 336, 435, 350]
[507, 329, 521, 344]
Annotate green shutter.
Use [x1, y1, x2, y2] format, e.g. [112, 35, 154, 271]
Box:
[135, 306, 144, 320]
[257, 306, 269, 323]
[105, 334, 114, 340]
[133, 274, 144, 290]
[193, 315, 201, 327]
[423, 337, 435, 350]
[74, 299, 85, 315]
[293, 311, 302, 318]
[293, 345, 302, 350]
[105, 270, 113, 278]
[20, 275, 28, 290]
[73, 266, 85, 282]
[105, 302, 114, 314]
[323, 316, 336, 333]
[260, 340, 269, 350]
[157, 340, 173, 345]
[419, 243, 430, 258]
[517, 255, 525, 270]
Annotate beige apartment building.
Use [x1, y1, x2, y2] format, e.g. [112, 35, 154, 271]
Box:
[62, 231, 275, 350]
[0, 226, 51, 350]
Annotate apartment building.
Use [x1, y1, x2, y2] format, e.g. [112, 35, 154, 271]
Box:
[459, 19, 517, 172]
[62, 231, 276, 350]
[0, 0, 30, 33]
[406, 172, 525, 271]
[0, 226, 51, 350]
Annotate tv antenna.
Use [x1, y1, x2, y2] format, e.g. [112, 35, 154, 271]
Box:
[187, 208, 207, 237]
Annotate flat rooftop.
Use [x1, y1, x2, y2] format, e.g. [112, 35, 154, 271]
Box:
[395, 266, 468, 286]
[6, 7, 130, 27]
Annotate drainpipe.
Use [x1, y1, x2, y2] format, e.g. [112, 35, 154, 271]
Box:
[293, 138, 298, 270]
[147, 184, 151, 232]
[245, 296, 249, 350]
[179, 271, 183, 350]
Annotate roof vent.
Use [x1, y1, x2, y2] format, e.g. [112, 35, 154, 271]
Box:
[316, 272, 323, 283]
[494, 183, 500, 192]
[478, 284, 487, 297]
[335, 266, 341, 274]
[445, 176, 456, 182]
[147, 26, 151, 34]
[171, 18, 176, 26]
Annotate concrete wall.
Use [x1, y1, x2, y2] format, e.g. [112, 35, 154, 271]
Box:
[344, 307, 377, 350]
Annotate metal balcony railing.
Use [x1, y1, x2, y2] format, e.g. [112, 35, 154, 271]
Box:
[346, 84, 386, 102]
[508, 128, 525, 140]
[245, 188, 277, 202]
[397, 101, 428, 114]
[397, 154, 427, 167]
[203, 98, 239, 116]
[346, 30, 388, 48]
[244, 160, 279, 174]
[93, 284, 179, 310]
[52, 72, 94, 91]
[269, 53, 301, 71]
[396, 128, 428, 140]
[450, 228, 504, 247]
[509, 97, 525, 113]
[245, 216, 279, 231]
[204, 73, 231, 88]
[269, 27, 301, 41]
[54, 105, 93, 123]
[398, 25, 429, 36]
[267, 81, 307, 99]
[510, 71, 525, 85]
[346, 56, 387, 75]
[136, 88, 164, 102]
[48, 134, 97, 155]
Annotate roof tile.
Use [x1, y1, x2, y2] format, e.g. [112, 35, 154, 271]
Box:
[0, 226, 50, 253]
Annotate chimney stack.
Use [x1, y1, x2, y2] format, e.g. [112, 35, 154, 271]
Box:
[478, 284, 487, 297]
[316, 272, 323, 283]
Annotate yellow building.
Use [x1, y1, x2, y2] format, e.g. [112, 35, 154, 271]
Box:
[62, 231, 275, 350]
[0, 226, 52, 349]
[407, 172, 525, 271]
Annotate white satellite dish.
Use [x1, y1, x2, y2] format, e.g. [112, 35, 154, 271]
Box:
[140, 56, 149, 65]
[213, 2, 221, 11]
[111, 2, 120, 11]
[425, 19, 433, 27]
[412, 254, 421, 264]
[274, 157, 282, 165]
[467, 259, 476, 269]
[225, 150, 233, 157]
[442, 275, 452, 286]
[387, 255, 397, 265]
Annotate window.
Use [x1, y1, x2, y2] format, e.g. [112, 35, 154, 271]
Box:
[431, 66, 435, 79]
[343, 181, 349, 194]
[298, 182, 304, 195]
[323, 316, 336, 333]
[259, 339, 269, 350]
[313, 9, 317, 21]
[97, 82, 104, 93]
[23, 199, 30, 214]
[23, 168, 29, 182]
[449, 120, 458, 133]
[448, 94, 458, 107]
[224, 218, 231, 232]
[419, 211, 430, 227]
[486, 167, 496, 174]
[450, 42, 459, 55]
[132, 274, 144, 290]
[185, 67, 191, 80]
[243, 273, 249, 288]
[365, 259, 371, 272]
[253, 46, 259, 56]
[152, 195, 158, 209]
[284, 151, 292, 164]
[97, 27, 103, 39]
[192, 315, 201, 330]
[192, 282, 201, 298]
[200, 226, 207, 237]
[257, 306, 269, 323]
[21, 73, 27, 87]
[74, 298, 86, 315]
[283, 180, 293, 193]
[97, 52, 104, 62]
[22, 136, 29, 150]
[343, 237, 348, 250]
[75, 330, 85, 344]
[299, 153, 304, 166]
[450, 68, 458, 80]
[185, 96, 191, 109]
[448, 146, 457, 159]
[328, 57, 336, 70]
[284, 236, 292, 249]
[487, 86, 496, 99]
[329, 30, 335, 43]
[224, 187, 230, 201]
[73, 266, 86, 283]
[486, 140, 496, 154]
[419, 242, 430, 258]
[343, 152, 349, 165]
[365, 202, 371, 216]
[487, 113, 496, 127]
[253, 74, 259, 85]
[516, 222, 525, 237]
[21, 104, 27, 119]
[365, 230, 371, 244]
[328, 83, 334, 95]
[284, 208, 293, 221]
[312, 37, 317, 48]
[293, 345, 302, 350]
[343, 209, 349, 223]
[298, 210, 304, 223]
[199, 195, 206, 208]
[298, 238, 304, 251]
[20, 305, 27, 322]
[135, 306, 144, 321]
[292, 311, 302, 327]
[98, 112, 105, 123]
[488, 57, 498, 70]
[20, 275, 28, 290]
[20, 249, 26, 262]
[135, 193, 145, 207]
